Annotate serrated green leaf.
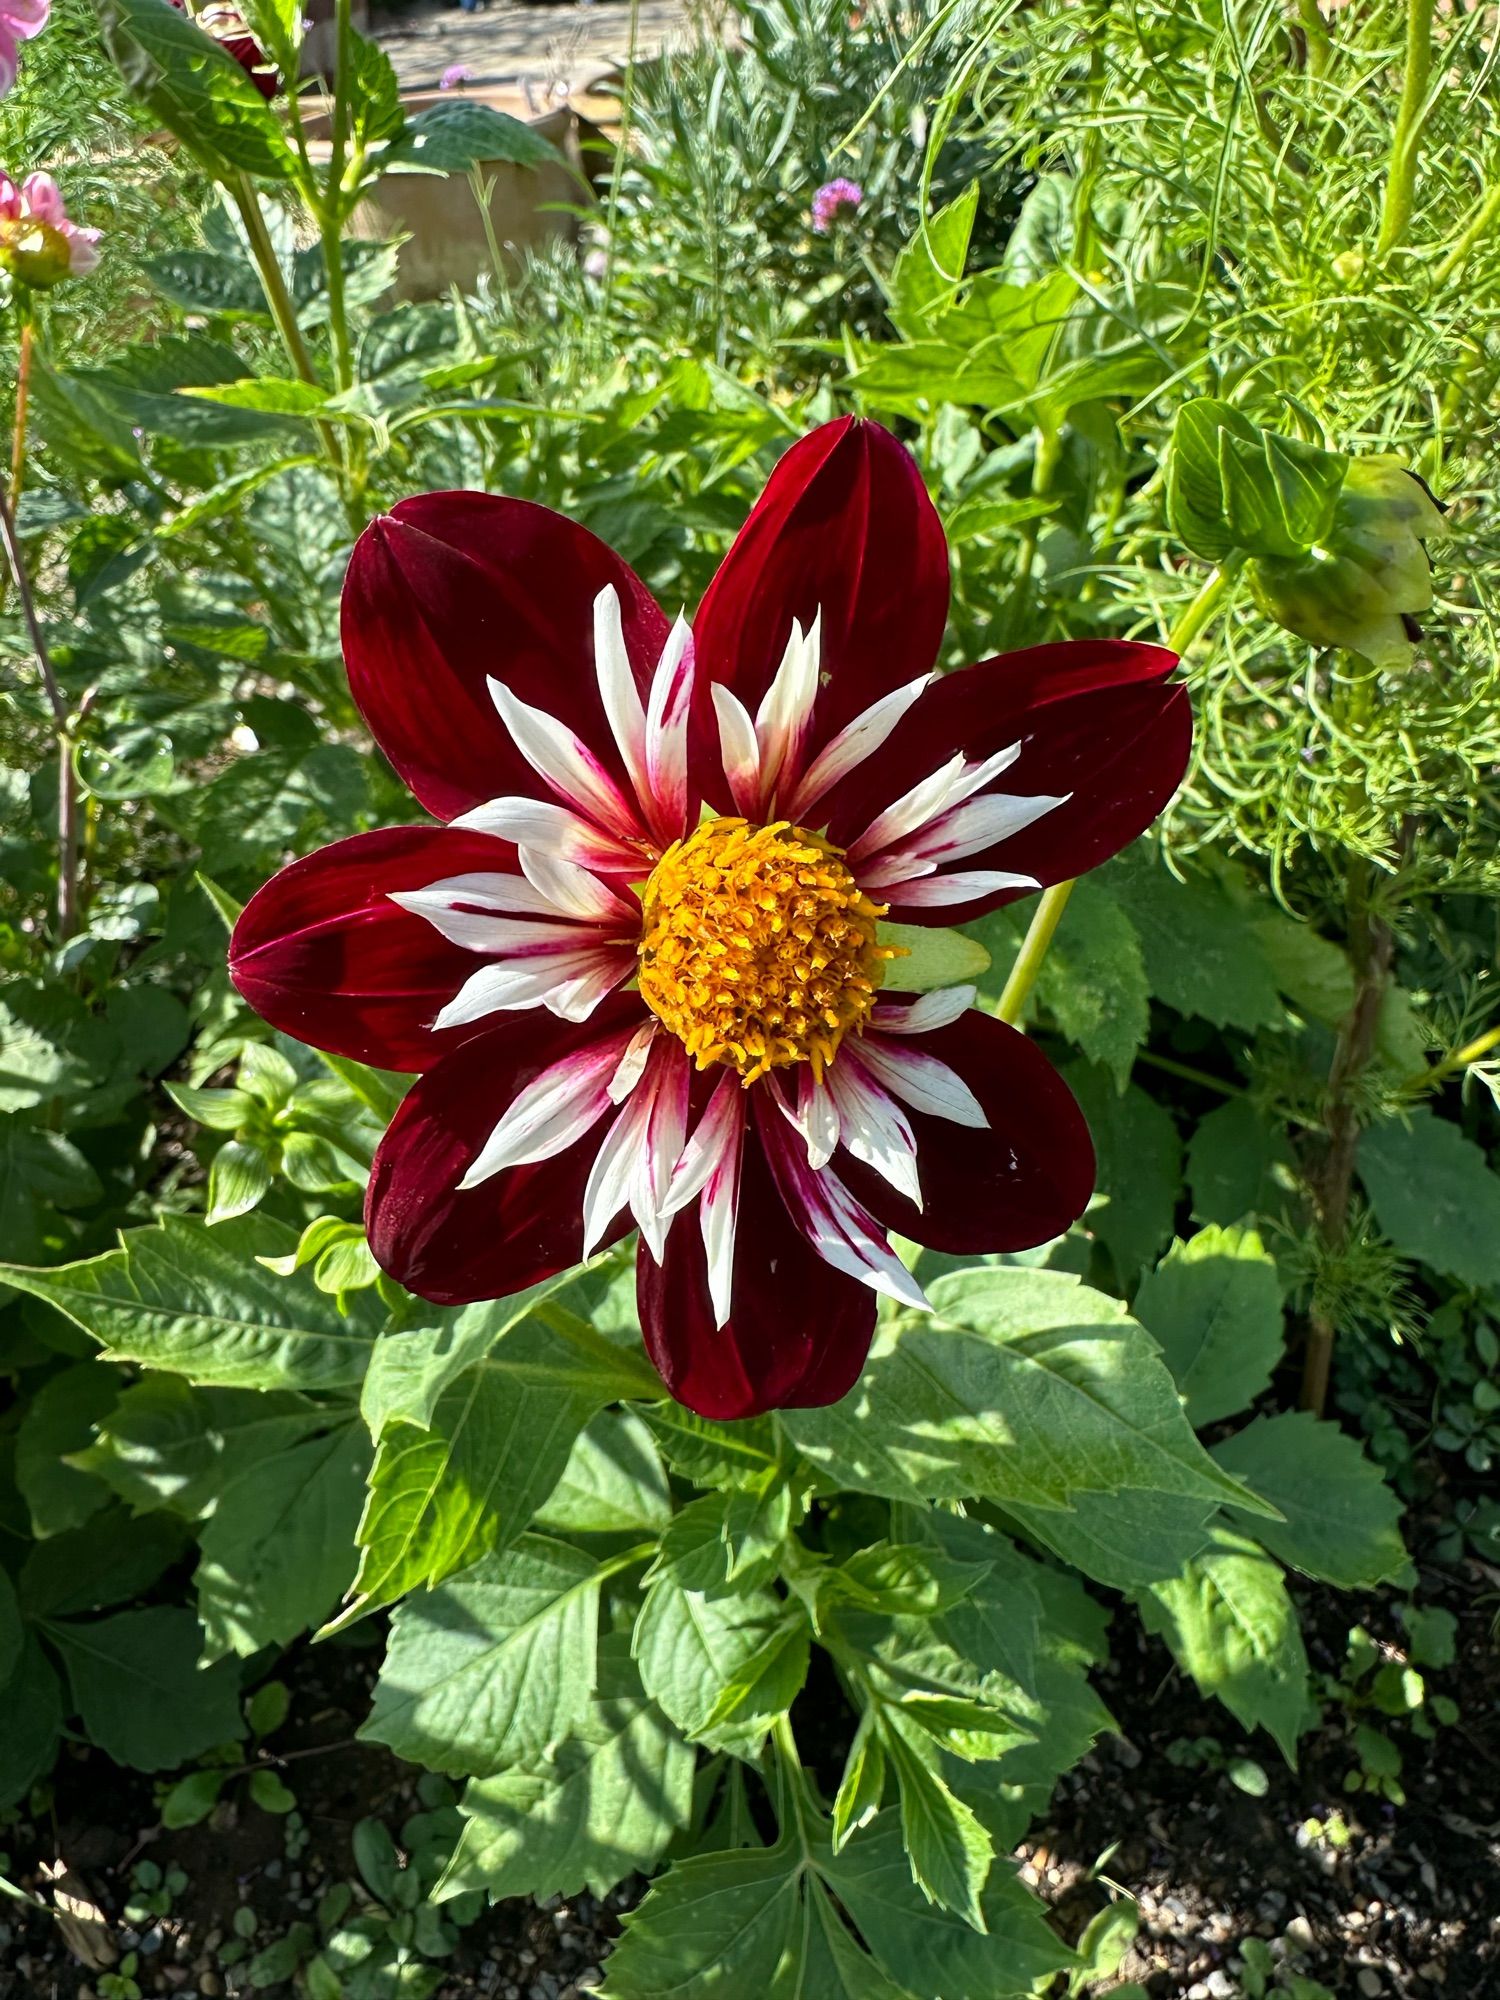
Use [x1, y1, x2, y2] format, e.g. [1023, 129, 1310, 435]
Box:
[1137, 1525, 1315, 1764]
[51, 1607, 246, 1771]
[786, 1269, 1265, 1518]
[1035, 878, 1149, 1086]
[100, 0, 294, 180]
[1134, 1225, 1285, 1425]
[0, 1215, 385, 1390]
[196, 1423, 370, 1657]
[1212, 1412, 1407, 1589]
[1185, 1096, 1296, 1228]
[435, 1641, 693, 1903]
[633, 1571, 795, 1748]
[1358, 1109, 1500, 1287]
[383, 101, 558, 174]
[361, 1537, 608, 1777]
[1064, 1062, 1182, 1280]
[532, 1409, 671, 1535]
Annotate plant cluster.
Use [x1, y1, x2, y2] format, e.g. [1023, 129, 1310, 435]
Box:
[0, 0, 1496, 1994]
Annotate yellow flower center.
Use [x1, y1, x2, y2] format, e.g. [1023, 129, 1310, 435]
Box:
[637, 816, 900, 1084]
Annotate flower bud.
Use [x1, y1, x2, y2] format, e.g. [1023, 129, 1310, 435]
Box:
[1247, 457, 1446, 670]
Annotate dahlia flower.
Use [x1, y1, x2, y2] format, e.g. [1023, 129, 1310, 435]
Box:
[0, 0, 47, 99]
[168, 0, 277, 98]
[0, 171, 100, 287]
[231, 419, 1189, 1417]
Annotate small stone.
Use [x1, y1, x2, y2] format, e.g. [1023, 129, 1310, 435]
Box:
[1357, 1973, 1382, 1997]
[1285, 1916, 1315, 1953]
[518, 1950, 537, 1967]
[1187, 1984, 1210, 2000]
[199, 1978, 223, 1998]
[1421, 1862, 1438, 1893]
[1206, 1973, 1234, 1998]
[263, 1859, 283, 1881]
[140, 1928, 165, 1956]
[1419, 1961, 1447, 1984]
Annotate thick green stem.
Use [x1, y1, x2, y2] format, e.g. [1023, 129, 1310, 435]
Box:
[1374, 0, 1435, 258]
[1295, 0, 1333, 78]
[996, 562, 1241, 1026]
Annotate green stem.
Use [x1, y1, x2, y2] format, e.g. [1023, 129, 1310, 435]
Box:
[1295, 0, 1333, 78]
[0, 480, 80, 941]
[1433, 179, 1500, 287]
[322, 0, 356, 398]
[226, 173, 347, 489]
[1412, 1019, 1500, 1090]
[1014, 422, 1063, 590]
[1375, 0, 1435, 258]
[996, 561, 1241, 1026]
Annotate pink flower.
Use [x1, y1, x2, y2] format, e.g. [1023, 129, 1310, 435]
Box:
[439, 62, 473, 89]
[229, 418, 1191, 1420]
[0, 171, 100, 286]
[0, 0, 47, 99]
[811, 177, 863, 233]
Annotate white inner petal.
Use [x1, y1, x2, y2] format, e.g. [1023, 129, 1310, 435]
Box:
[458, 1030, 631, 1188]
[785, 672, 936, 821]
[848, 740, 1023, 864]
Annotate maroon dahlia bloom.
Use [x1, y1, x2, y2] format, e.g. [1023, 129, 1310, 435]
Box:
[230, 419, 1190, 1419]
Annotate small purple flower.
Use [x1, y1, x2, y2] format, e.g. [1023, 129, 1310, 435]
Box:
[810, 178, 863, 234]
[439, 61, 473, 90]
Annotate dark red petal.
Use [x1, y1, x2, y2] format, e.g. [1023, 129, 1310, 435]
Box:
[690, 418, 949, 793]
[637, 1130, 875, 1419]
[826, 638, 1189, 925]
[343, 494, 670, 822]
[366, 994, 646, 1306]
[842, 1010, 1096, 1253]
[229, 825, 532, 1072]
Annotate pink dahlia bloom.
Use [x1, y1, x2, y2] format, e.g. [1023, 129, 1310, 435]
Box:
[811, 177, 863, 233]
[0, 0, 47, 99]
[230, 419, 1190, 1419]
[0, 171, 100, 284]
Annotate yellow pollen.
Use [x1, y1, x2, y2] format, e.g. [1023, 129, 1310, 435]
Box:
[637, 816, 902, 1084]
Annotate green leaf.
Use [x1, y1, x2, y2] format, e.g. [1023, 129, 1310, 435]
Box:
[206, 1139, 273, 1223]
[824, 1814, 1074, 1999]
[0, 1637, 64, 1809]
[786, 1269, 1264, 1518]
[880, 1722, 992, 1927]
[1358, 1109, 1500, 1287]
[1104, 850, 1282, 1032]
[1063, 1064, 1182, 1281]
[656, 1479, 796, 1596]
[532, 1409, 671, 1535]
[20, 1505, 191, 1617]
[1212, 1412, 1407, 1589]
[15, 1361, 119, 1536]
[0, 1571, 20, 1688]
[642, 1405, 781, 1489]
[633, 1572, 800, 1747]
[1251, 912, 1355, 1026]
[0, 1122, 103, 1265]
[99, 0, 295, 180]
[72, 1376, 323, 1518]
[701, 1613, 809, 1733]
[1185, 1097, 1296, 1228]
[383, 101, 558, 175]
[196, 1423, 370, 1657]
[435, 1640, 693, 1903]
[832, 1713, 886, 1851]
[361, 1537, 607, 1777]
[889, 182, 978, 328]
[1138, 1526, 1315, 1764]
[144, 248, 268, 317]
[336, 1307, 630, 1629]
[1134, 1225, 1285, 1425]
[1166, 399, 1345, 563]
[1006, 1486, 1215, 1589]
[0, 1215, 385, 1390]
[877, 923, 991, 994]
[602, 1840, 915, 2000]
[51, 1607, 246, 1771]
[829, 1542, 992, 1620]
[1035, 878, 1149, 1087]
[183, 377, 332, 416]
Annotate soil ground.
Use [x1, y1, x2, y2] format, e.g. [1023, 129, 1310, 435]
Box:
[368, 0, 699, 96]
[2, 1523, 1496, 2000]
